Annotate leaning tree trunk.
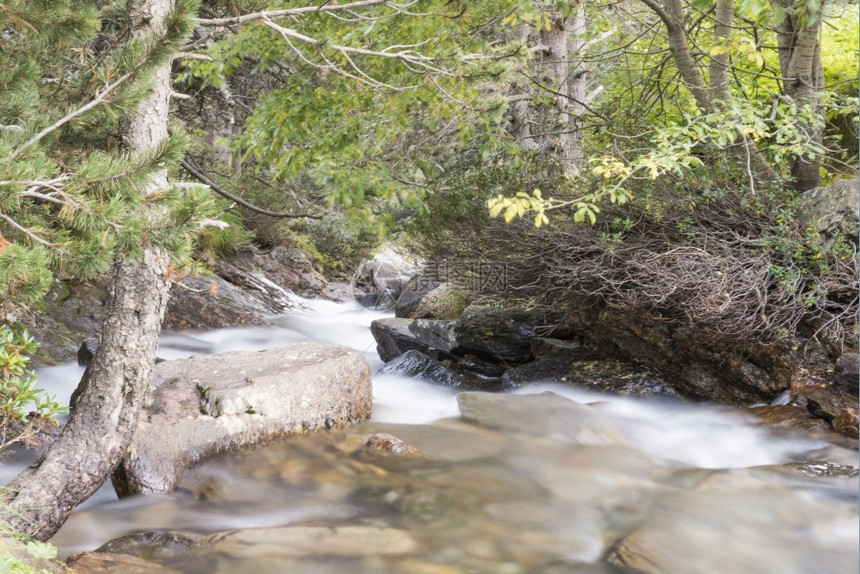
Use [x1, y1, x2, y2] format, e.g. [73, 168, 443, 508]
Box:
[3, 0, 176, 540]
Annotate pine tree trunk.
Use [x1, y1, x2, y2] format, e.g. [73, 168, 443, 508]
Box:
[2, 0, 176, 540]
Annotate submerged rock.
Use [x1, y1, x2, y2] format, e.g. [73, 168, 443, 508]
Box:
[607, 469, 860, 574]
[113, 342, 372, 496]
[205, 525, 421, 558]
[66, 551, 182, 574]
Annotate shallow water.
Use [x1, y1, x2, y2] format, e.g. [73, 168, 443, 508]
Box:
[4, 299, 858, 573]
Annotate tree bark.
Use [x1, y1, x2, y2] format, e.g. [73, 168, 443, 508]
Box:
[540, 4, 586, 174]
[3, 0, 176, 540]
[776, 1, 824, 191]
[639, 0, 779, 186]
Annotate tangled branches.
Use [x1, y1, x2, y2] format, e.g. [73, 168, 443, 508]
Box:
[430, 180, 857, 352]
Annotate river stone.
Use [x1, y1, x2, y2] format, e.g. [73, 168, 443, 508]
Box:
[113, 342, 372, 496]
[93, 531, 212, 572]
[806, 388, 859, 438]
[204, 525, 421, 558]
[608, 469, 860, 574]
[362, 433, 422, 457]
[65, 551, 183, 574]
[457, 392, 629, 446]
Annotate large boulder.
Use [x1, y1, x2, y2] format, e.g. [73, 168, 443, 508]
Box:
[351, 244, 423, 311]
[371, 309, 539, 367]
[393, 275, 441, 318]
[113, 342, 372, 496]
[797, 177, 859, 249]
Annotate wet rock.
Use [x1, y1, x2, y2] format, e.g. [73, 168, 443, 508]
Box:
[94, 531, 211, 572]
[807, 388, 859, 438]
[457, 392, 629, 446]
[363, 433, 422, 457]
[377, 350, 504, 391]
[834, 352, 859, 395]
[608, 469, 860, 574]
[370, 318, 443, 363]
[451, 308, 538, 365]
[783, 461, 859, 478]
[113, 342, 372, 496]
[65, 551, 182, 574]
[502, 346, 678, 399]
[832, 406, 859, 438]
[205, 525, 421, 558]
[745, 405, 833, 434]
[455, 353, 507, 378]
[371, 309, 537, 367]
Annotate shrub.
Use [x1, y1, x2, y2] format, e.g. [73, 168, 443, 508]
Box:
[0, 327, 66, 452]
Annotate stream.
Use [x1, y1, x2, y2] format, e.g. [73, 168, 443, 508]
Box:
[4, 299, 858, 573]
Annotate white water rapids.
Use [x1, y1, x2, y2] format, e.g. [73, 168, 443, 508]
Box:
[3, 298, 857, 573]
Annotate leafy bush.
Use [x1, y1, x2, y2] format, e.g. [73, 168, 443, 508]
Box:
[0, 327, 66, 452]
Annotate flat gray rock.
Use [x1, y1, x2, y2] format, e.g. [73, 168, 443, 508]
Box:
[113, 342, 372, 496]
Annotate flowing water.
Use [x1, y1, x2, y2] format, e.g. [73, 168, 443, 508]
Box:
[4, 300, 858, 573]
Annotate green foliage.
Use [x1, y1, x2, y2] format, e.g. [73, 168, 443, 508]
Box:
[180, 1, 522, 213]
[0, 326, 66, 452]
[0, 0, 216, 305]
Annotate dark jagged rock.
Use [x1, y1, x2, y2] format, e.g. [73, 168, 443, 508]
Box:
[371, 309, 538, 367]
[370, 318, 442, 363]
[394, 275, 441, 318]
[806, 388, 859, 438]
[502, 346, 680, 400]
[377, 350, 505, 391]
[450, 308, 538, 365]
[834, 353, 859, 395]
